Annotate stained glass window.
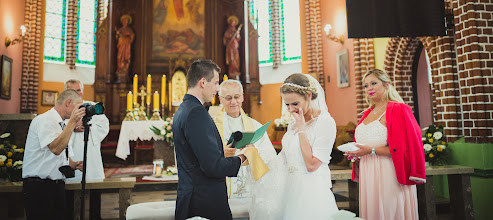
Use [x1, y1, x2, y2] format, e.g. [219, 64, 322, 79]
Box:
[43, 0, 97, 67]
[44, 0, 67, 63]
[252, 0, 301, 66]
[280, 0, 301, 63]
[76, 0, 97, 66]
[256, 0, 272, 65]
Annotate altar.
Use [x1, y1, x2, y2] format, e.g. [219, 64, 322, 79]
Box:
[116, 120, 166, 160]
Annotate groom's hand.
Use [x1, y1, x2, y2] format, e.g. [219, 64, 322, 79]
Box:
[224, 144, 236, 158]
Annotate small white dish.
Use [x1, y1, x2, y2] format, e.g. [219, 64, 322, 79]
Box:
[337, 142, 360, 152]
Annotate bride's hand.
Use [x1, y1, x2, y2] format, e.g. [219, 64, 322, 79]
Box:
[291, 107, 306, 131]
[344, 143, 371, 157]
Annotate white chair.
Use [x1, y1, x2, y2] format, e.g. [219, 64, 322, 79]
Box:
[126, 199, 249, 220]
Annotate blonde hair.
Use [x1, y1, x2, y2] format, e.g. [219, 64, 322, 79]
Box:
[362, 69, 404, 106]
[280, 73, 318, 100]
[56, 89, 82, 105]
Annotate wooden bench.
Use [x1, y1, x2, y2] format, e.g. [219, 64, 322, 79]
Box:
[332, 165, 474, 220]
[0, 177, 136, 220]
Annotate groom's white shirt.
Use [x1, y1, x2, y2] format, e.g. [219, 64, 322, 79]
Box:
[221, 112, 277, 199]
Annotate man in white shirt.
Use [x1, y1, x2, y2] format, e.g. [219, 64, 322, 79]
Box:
[22, 89, 85, 220]
[64, 79, 109, 220]
[211, 80, 277, 200]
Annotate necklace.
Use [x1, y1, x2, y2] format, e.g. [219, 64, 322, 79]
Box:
[372, 104, 386, 115]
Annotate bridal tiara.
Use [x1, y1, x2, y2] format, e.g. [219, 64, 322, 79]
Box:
[282, 83, 308, 89]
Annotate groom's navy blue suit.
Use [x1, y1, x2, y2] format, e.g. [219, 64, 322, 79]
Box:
[173, 94, 242, 220]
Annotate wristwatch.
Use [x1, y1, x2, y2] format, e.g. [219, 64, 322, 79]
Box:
[371, 148, 376, 156]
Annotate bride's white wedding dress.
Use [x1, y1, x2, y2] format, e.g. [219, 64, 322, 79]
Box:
[249, 75, 339, 220]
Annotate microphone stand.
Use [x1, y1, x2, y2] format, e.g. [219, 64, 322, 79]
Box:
[80, 116, 92, 220]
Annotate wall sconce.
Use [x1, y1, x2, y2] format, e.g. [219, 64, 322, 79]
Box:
[5, 25, 27, 47]
[324, 24, 344, 45]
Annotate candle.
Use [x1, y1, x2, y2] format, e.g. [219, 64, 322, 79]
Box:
[127, 91, 133, 111]
[146, 74, 152, 104]
[153, 91, 159, 110]
[223, 74, 228, 82]
[168, 81, 172, 112]
[133, 74, 138, 103]
[161, 75, 166, 105]
[211, 96, 215, 105]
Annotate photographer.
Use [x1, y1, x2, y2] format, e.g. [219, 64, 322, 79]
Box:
[64, 79, 109, 220]
[22, 89, 85, 220]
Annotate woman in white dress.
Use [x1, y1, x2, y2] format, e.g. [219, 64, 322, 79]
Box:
[250, 73, 339, 219]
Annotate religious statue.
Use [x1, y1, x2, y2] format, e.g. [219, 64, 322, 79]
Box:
[223, 16, 242, 80]
[116, 14, 135, 82]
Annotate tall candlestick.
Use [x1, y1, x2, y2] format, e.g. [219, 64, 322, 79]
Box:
[211, 96, 216, 105]
[127, 91, 133, 111]
[153, 91, 159, 110]
[161, 75, 166, 105]
[223, 74, 228, 82]
[133, 74, 138, 104]
[146, 74, 152, 104]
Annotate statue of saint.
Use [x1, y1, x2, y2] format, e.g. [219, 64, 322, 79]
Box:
[223, 16, 242, 80]
[116, 14, 135, 82]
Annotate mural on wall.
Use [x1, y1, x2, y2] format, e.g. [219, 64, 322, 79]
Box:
[152, 0, 205, 59]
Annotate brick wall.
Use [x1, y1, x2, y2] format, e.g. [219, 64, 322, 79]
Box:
[353, 39, 375, 118]
[452, 0, 493, 143]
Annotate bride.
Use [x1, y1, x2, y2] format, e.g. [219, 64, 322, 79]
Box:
[250, 73, 339, 219]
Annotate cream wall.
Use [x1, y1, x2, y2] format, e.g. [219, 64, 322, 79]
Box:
[374, 38, 390, 70]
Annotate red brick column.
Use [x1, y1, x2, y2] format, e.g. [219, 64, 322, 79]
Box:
[452, 0, 493, 143]
[353, 39, 375, 118]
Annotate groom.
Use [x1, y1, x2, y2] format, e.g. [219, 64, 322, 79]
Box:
[173, 59, 247, 220]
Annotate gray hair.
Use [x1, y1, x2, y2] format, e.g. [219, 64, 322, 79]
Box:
[64, 79, 84, 92]
[56, 89, 82, 105]
[219, 80, 243, 96]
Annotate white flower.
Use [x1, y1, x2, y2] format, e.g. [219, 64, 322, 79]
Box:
[13, 160, 22, 169]
[0, 155, 6, 162]
[438, 144, 446, 150]
[166, 117, 171, 122]
[160, 130, 166, 135]
[166, 133, 172, 138]
[433, 131, 443, 140]
[274, 119, 282, 127]
[423, 144, 432, 152]
[163, 121, 169, 126]
[0, 133, 10, 138]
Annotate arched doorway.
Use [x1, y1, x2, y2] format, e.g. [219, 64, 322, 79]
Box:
[412, 43, 433, 128]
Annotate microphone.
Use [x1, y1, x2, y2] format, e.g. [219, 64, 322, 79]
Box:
[227, 131, 243, 148]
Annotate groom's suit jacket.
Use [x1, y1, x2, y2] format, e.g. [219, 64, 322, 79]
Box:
[173, 94, 242, 220]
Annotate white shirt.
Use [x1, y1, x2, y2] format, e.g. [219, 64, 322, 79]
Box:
[22, 108, 73, 180]
[222, 113, 277, 199]
[66, 101, 110, 180]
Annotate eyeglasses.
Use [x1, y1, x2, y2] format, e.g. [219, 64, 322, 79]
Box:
[220, 94, 243, 101]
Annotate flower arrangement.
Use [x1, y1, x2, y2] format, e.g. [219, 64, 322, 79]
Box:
[0, 133, 24, 182]
[274, 113, 293, 128]
[422, 125, 449, 165]
[150, 116, 173, 144]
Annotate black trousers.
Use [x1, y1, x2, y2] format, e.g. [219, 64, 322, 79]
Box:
[90, 189, 102, 220]
[23, 177, 66, 220]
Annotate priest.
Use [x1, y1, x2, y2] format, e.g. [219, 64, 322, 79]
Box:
[211, 80, 277, 200]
